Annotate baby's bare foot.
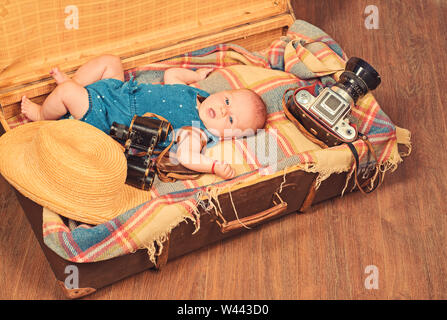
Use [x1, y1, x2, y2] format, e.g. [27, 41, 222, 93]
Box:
[50, 67, 70, 84]
[21, 96, 43, 121]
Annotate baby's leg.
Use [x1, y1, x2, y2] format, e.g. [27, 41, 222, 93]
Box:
[72, 55, 124, 86]
[22, 55, 122, 121]
[21, 80, 89, 121]
[50, 55, 125, 87]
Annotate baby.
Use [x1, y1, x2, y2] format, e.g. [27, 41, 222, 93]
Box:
[21, 55, 267, 180]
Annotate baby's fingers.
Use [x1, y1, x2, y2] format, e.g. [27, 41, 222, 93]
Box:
[229, 167, 236, 179]
[224, 165, 235, 179]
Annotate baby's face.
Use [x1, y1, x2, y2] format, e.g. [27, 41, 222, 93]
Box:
[198, 89, 258, 138]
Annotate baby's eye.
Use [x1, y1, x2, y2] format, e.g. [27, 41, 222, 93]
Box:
[229, 116, 233, 124]
[225, 97, 230, 105]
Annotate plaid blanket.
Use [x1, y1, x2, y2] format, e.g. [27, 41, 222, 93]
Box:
[40, 20, 410, 263]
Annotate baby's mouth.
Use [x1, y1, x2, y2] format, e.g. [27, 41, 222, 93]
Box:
[208, 107, 216, 119]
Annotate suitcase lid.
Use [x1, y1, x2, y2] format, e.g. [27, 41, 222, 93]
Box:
[0, 0, 293, 99]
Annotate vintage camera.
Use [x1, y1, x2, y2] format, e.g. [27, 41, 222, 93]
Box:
[287, 57, 381, 145]
[110, 115, 171, 190]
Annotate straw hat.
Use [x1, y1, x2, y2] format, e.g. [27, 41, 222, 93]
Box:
[0, 119, 151, 225]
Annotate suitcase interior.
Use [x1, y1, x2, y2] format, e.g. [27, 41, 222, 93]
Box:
[0, 0, 408, 299]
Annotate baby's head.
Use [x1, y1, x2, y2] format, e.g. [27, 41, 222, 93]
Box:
[198, 89, 267, 138]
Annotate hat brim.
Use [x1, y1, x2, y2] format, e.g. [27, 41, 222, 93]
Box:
[0, 121, 152, 225]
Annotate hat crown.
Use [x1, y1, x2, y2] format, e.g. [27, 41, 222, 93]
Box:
[0, 119, 150, 225]
[31, 120, 127, 208]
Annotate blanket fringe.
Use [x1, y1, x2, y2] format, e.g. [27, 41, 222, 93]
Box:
[195, 181, 260, 232]
[142, 200, 202, 265]
[227, 186, 252, 230]
[301, 162, 348, 190]
[396, 127, 412, 157]
[341, 166, 355, 197]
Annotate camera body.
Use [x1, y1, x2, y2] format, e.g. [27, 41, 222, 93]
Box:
[110, 115, 171, 190]
[293, 86, 357, 142]
[286, 57, 381, 146]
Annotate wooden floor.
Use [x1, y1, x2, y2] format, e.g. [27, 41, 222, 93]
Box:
[1, 0, 446, 299]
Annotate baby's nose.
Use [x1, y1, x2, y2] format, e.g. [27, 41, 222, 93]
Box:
[220, 106, 228, 117]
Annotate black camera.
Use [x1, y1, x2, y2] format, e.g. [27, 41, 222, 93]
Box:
[287, 57, 381, 145]
[110, 115, 171, 190]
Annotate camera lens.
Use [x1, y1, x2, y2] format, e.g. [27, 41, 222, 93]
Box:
[336, 57, 381, 103]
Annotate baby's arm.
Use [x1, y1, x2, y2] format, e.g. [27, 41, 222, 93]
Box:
[164, 68, 213, 85]
[176, 128, 235, 180]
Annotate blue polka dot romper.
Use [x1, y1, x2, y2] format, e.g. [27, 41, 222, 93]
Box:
[66, 77, 219, 148]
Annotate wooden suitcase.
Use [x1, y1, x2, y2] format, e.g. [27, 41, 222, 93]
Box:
[0, 0, 409, 299]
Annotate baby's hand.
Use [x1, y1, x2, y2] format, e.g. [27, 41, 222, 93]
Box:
[214, 162, 236, 180]
[196, 68, 213, 80]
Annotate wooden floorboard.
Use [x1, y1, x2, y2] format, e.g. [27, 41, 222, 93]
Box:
[1, 0, 446, 299]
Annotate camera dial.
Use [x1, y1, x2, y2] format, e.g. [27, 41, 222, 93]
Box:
[295, 90, 315, 107]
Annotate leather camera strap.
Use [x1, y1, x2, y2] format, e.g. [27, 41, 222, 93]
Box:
[346, 133, 383, 194]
